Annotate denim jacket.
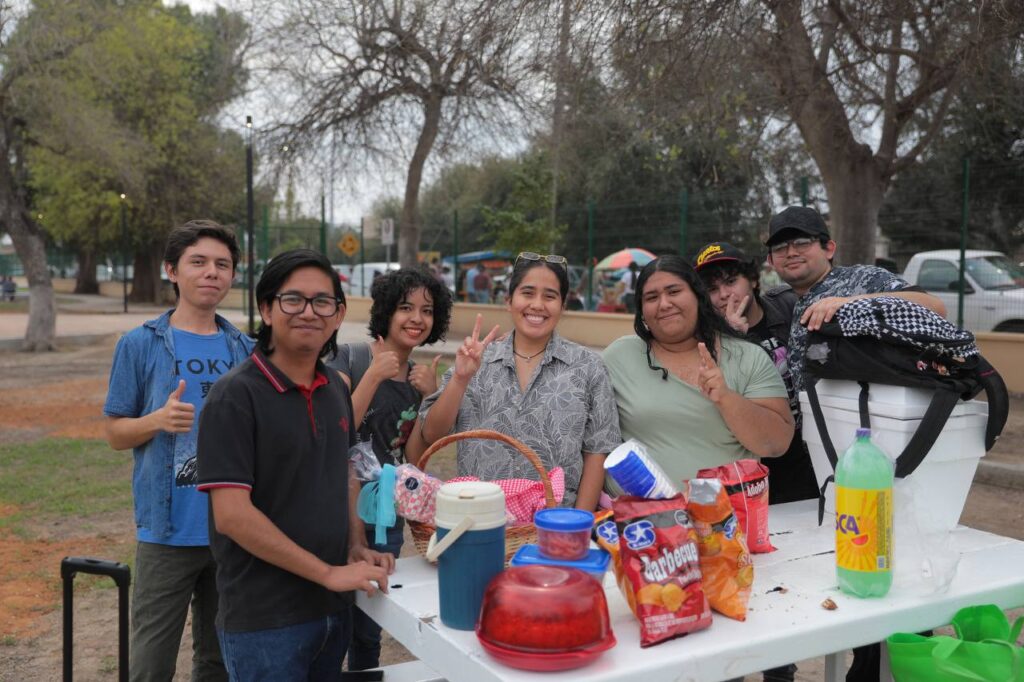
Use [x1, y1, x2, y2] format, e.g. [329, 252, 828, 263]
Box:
[103, 310, 254, 541]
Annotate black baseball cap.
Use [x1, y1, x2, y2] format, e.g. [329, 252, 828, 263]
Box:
[692, 242, 747, 271]
[765, 206, 830, 246]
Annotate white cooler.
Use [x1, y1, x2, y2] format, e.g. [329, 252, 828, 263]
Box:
[800, 379, 989, 530]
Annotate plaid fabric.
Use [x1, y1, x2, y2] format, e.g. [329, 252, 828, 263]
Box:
[449, 467, 566, 526]
[836, 296, 979, 358]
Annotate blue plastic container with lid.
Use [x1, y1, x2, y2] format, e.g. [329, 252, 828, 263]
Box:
[510, 544, 611, 582]
[533, 508, 595, 561]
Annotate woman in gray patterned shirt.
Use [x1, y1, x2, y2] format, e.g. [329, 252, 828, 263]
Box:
[407, 254, 623, 510]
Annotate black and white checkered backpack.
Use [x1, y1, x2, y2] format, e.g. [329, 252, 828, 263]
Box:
[802, 297, 1008, 482]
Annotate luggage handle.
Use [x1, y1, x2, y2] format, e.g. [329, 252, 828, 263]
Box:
[62, 557, 131, 682]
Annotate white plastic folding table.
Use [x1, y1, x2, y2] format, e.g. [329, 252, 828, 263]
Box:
[357, 501, 1024, 682]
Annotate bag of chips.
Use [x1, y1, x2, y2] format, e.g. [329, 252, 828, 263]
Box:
[697, 459, 775, 553]
[686, 478, 753, 621]
[612, 495, 712, 647]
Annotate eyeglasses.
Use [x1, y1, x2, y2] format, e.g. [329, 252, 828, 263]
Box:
[274, 293, 342, 317]
[768, 237, 818, 257]
[516, 252, 568, 269]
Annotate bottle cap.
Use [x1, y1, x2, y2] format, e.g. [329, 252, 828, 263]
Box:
[856, 427, 871, 438]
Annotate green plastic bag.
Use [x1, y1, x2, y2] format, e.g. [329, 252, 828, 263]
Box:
[888, 605, 1024, 681]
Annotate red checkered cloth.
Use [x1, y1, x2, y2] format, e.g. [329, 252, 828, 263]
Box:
[449, 468, 566, 526]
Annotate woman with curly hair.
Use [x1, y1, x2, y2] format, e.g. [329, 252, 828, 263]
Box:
[327, 266, 452, 671]
[602, 254, 794, 486]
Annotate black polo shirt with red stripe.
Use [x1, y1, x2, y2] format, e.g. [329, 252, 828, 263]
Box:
[197, 349, 355, 632]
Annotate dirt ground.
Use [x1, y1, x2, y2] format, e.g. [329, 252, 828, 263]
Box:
[0, 336, 1021, 681]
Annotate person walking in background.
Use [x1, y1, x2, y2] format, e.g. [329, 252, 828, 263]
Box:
[328, 268, 452, 671]
[197, 249, 394, 680]
[464, 262, 480, 302]
[103, 220, 253, 682]
[471, 264, 492, 303]
[621, 262, 640, 313]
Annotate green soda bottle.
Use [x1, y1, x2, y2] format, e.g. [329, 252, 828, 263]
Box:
[835, 428, 894, 598]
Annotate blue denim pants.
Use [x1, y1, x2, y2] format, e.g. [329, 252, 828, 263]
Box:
[345, 523, 403, 671]
[217, 611, 352, 682]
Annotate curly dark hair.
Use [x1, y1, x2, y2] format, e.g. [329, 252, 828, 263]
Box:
[255, 249, 346, 360]
[634, 254, 745, 379]
[367, 267, 453, 344]
[696, 258, 762, 302]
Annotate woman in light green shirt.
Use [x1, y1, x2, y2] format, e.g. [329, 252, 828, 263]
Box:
[602, 255, 794, 485]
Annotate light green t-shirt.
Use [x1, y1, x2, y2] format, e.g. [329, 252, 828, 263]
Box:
[602, 335, 787, 486]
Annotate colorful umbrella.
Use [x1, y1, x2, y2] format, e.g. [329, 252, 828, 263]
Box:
[594, 248, 656, 271]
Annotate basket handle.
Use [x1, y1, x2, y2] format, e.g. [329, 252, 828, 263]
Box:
[417, 429, 556, 509]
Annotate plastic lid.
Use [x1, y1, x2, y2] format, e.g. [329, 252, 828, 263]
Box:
[510, 544, 611, 574]
[533, 508, 595, 533]
[856, 427, 872, 438]
[434, 481, 506, 531]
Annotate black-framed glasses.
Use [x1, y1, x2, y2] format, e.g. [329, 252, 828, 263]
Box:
[274, 293, 342, 317]
[768, 237, 818, 257]
[516, 252, 568, 269]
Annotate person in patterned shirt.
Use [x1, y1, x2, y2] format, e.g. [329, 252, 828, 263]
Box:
[766, 206, 946, 391]
[408, 253, 622, 511]
[765, 206, 945, 682]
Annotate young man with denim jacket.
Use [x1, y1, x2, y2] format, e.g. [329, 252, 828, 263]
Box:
[103, 220, 253, 682]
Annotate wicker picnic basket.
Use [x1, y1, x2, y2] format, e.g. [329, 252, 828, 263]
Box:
[408, 429, 557, 564]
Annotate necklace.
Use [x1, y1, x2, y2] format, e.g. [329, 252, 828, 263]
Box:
[512, 346, 544, 362]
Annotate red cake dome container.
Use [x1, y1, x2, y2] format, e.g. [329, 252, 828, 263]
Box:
[476, 565, 616, 672]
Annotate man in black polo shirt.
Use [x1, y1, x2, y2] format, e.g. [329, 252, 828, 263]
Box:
[197, 249, 394, 680]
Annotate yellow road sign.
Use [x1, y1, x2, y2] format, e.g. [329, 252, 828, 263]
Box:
[338, 232, 360, 257]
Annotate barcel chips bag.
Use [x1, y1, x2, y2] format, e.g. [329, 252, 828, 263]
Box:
[697, 459, 775, 553]
[687, 478, 753, 621]
[612, 495, 712, 647]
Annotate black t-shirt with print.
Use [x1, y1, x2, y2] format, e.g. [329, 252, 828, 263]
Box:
[747, 316, 819, 504]
[329, 343, 422, 467]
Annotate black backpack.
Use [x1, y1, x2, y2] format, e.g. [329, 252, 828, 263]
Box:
[802, 297, 1008, 519]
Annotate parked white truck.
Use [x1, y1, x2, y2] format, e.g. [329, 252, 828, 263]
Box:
[902, 250, 1024, 332]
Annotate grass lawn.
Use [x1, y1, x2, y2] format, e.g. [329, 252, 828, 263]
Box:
[0, 438, 133, 536]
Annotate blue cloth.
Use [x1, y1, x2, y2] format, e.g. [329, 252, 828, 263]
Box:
[357, 464, 396, 546]
[132, 328, 233, 545]
[103, 310, 254, 542]
[217, 611, 351, 681]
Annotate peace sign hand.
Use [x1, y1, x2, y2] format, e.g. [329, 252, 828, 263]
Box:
[725, 295, 750, 334]
[454, 314, 500, 382]
[698, 342, 732, 406]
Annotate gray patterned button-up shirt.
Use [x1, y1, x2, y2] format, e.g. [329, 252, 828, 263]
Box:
[419, 332, 622, 506]
[789, 264, 917, 391]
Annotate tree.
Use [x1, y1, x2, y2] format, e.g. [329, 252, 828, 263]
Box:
[481, 152, 566, 255]
[262, 0, 542, 267]
[614, 0, 1024, 264]
[24, 2, 250, 303]
[0, 0, 110, 350]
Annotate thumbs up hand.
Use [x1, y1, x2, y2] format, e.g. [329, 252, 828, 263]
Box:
[159, 380, 195, 433]
[368, 336, 401, 384]
[409, 355, 442, 396]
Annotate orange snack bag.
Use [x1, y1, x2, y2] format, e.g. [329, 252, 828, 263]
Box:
[697, 458, 775, 553]
[612, 495, 712, 647]
[686, 478, 753, 621]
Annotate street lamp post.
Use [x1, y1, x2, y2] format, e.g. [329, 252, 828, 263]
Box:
[120, 193, 128, 313]
[246, 116, 255, 335]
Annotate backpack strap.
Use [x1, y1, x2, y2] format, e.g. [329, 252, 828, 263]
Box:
[892, 388, 960, 478]
[858, 382, 871, 429]
[347, 342, 372, 391]
[805, 381, 838, 527]
[975, 356, 1009, 452]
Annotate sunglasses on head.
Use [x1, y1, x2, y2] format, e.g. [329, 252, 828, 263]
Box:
[516, 252, 568, 269]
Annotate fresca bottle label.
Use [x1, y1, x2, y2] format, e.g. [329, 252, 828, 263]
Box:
[835, 487, 892, 572]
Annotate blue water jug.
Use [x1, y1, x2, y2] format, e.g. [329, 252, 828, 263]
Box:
[426, 481, 506, 630]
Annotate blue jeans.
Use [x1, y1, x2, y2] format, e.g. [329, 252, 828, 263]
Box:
[217, 612, 351, 682]
[345, 523, 403, 671]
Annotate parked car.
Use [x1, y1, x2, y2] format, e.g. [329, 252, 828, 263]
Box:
[902, 249, 1024, 332]
[335, 262, 401, 296]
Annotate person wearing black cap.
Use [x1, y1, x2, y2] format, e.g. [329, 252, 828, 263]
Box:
[765, 207, 945, 682]
[765, 206, 946, 392]
[693, 242, 813, 682]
